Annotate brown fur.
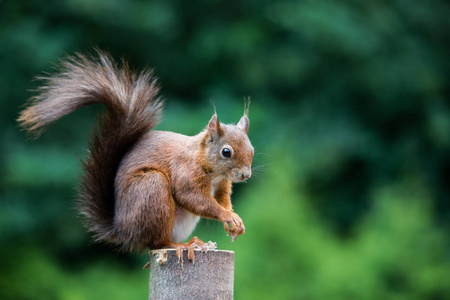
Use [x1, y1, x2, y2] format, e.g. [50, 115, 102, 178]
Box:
[18, 51, 253, 252]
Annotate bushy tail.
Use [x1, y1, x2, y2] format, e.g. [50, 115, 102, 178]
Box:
[18, 51, 163, 244]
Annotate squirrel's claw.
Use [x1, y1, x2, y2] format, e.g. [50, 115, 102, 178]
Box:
[231, 234, 238, 242]
[174, 244, 196, 263]
[223, 211, 245, 241]
[170, 236, 208, 264]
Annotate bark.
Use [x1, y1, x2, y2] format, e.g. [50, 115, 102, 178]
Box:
[148, 249, 235, 300]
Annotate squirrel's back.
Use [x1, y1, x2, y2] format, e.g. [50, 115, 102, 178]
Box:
[18, 51, 163, 246]
[114, 130, 202, 190]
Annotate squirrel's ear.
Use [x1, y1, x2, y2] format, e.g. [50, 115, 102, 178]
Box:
[208, 114, 224, 140]
[237, 115, 249, 134]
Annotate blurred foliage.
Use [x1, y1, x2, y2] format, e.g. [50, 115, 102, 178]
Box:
[1, 0, 450, 299]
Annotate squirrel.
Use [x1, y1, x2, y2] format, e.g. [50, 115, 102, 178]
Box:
[18, 51, 254, 261]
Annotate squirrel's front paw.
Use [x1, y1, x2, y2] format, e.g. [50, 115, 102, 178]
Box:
[222, 211, 245, 241]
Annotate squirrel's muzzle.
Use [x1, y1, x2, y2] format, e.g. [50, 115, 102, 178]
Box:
[233, 166, 251, 182]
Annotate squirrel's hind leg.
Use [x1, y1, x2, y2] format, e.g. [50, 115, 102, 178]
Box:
[114, 169, 176, 251]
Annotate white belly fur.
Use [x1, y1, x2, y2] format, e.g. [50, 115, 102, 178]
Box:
[171, 206, 200, 243]
[210, 175, 225, 196]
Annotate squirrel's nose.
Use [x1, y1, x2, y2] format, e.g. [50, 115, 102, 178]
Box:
[240, 169, 251, 181]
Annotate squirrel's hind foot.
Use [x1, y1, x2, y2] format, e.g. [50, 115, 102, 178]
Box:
[170, 236, 208, 264]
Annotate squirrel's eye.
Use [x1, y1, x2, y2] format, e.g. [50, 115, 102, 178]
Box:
[221, 147, 232, 158]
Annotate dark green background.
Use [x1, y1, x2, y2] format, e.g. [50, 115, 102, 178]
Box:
[1, 1, 450, 299]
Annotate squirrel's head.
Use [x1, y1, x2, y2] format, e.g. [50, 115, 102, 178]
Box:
[202, 113, 254, 183]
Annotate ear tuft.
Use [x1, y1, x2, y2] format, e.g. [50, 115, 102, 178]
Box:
[244, 97, 251, 117]
[237, 115, 249, 134]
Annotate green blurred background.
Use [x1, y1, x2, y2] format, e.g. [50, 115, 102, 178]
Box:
[1, 1, 450, 299]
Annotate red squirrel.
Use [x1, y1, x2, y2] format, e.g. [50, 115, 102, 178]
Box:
[18, 51, 254, 261]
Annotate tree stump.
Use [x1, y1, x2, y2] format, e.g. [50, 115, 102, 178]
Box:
[148, 249, 235, 300]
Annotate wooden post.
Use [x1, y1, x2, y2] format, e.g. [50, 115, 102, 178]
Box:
[148, 249, 235, 300]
